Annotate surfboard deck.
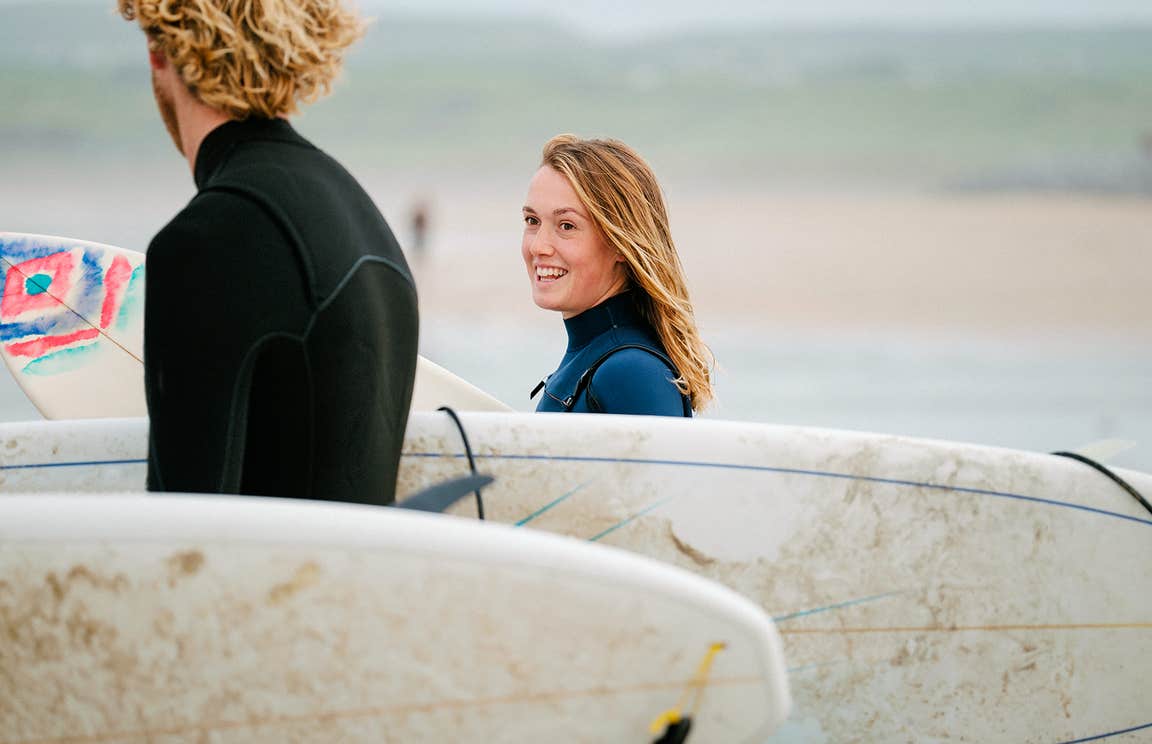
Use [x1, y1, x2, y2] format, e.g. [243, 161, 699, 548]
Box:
[1, 413, 1148, 742]
[0, 232, 512, 417]
[0, 493, 789, 742]
[0, 232, 145, 418]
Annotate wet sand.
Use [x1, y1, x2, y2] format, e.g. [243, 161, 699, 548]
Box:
[409, 189, 1152, 338]
[3, 164, 1147, 337]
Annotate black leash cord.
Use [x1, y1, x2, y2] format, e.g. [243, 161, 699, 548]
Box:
[438, 406, 485, 520]
[1051, 451, 1152, 517]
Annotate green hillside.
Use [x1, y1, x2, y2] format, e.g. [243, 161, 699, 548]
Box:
[3, 3, 1150, 189]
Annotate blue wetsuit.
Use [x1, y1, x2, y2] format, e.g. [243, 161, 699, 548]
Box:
[532, 292, 691, 417]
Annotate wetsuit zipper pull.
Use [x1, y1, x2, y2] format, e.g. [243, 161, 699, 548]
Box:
[530, 380, 546, 399]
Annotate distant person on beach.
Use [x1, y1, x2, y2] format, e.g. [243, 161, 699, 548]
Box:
[120, 0, 418, 503]
[524, 134, 712, 416]
[409, 198, 431, 262]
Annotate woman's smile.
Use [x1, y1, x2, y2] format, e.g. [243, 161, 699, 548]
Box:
[535, 265, 569, 283]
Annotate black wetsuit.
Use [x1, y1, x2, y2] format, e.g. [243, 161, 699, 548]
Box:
[533, 292, 691, 417]
[144, 118, 418, 504]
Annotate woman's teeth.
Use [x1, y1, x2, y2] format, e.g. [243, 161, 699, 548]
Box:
[536, 267, 568, 281]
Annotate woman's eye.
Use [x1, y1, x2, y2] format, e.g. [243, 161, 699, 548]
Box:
[559, 222, 575, 231]
[524, 215, 539, 226]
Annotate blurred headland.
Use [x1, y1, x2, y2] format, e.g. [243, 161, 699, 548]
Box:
[2, 4, 1152, 193]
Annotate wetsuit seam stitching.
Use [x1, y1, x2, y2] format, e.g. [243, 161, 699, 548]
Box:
[302, 351, 316, 496]
[218, 331, 306, 493]
[303, 256, 416, 338]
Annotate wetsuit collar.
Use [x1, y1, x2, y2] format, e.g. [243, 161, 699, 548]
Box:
[194, 117, 301, 189]
[563, 291, 645, 352]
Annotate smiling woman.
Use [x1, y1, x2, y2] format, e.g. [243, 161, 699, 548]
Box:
[522, 134, 713, 416]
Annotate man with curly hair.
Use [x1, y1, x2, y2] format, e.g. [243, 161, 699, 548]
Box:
[119, 0, 419, 504]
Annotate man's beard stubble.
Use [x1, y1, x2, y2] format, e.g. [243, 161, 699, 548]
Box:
[151, 70, 183, 156]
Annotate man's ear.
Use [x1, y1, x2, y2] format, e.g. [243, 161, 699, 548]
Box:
[148, 43, 167, 72]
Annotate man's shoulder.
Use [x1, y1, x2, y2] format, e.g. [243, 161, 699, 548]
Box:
[149, 189, 280, 262]
[201, 138, 375, 224]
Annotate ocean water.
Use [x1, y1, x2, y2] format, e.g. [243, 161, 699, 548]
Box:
[1, 322, 1146, 473]
[420, 322, 1152, 474]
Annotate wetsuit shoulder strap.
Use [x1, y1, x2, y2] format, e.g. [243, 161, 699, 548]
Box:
[572, 344, 681, 413]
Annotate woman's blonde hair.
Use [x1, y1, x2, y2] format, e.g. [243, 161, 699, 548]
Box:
[119, 0, 365, 119]
[541, 134, 714, 412]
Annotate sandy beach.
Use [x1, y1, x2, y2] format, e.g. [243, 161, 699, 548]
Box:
[6, 163, 1149, 338]
[410, 186, 1152, 338]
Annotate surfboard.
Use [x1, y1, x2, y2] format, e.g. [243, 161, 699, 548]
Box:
[0, 232, 145, 418]
[411, 355, 511, 413]
[0, 493, 789, 742]
[1, 413, 1149, 742]
[0, 232, 511, 418]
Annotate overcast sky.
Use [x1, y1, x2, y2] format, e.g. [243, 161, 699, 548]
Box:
[7, 0, 1152, 38]
[360, 0, 1152, 37]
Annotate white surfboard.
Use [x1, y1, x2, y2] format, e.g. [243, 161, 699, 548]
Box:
[0, 232, 511, 418]
[0, 493, 789, 742]
[0, 413, 1148, 742]
[411, 354, 511, 412]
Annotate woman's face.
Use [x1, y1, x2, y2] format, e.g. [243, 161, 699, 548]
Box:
[522, 166, 628, 319]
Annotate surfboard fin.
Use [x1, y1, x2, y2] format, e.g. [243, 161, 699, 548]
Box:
[651, 717, 693, 744]
[393, 474, 494, 514]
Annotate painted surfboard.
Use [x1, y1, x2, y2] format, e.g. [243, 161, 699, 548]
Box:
[0, 493, 790, 742]
[0, 232, 145, 418]
[0, 232, 511, 418]
[0, 413, 1148, 742]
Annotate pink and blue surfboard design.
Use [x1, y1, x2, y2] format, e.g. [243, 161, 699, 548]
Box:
[0, 232, 510, 419]
[0, 233, 146, 418]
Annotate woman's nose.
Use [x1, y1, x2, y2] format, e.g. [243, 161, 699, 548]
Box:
[529, 230, 554, 256]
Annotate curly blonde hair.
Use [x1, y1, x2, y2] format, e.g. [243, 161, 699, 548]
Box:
[541, 134, 714, 412]
[119, 0, 365, 119]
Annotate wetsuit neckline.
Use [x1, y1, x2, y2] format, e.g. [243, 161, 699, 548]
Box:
[194, 118, 301, 189]
[563, 291, 645, 352]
